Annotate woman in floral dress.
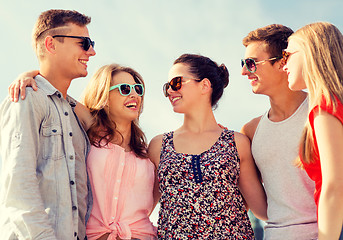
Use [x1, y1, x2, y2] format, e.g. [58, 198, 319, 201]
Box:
[148, 54, 267, 239]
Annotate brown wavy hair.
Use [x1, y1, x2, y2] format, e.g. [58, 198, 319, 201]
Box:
[81, 64, 148, 158]
[243, 24, 293, 62]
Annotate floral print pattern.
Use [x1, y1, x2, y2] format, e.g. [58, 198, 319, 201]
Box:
[157, 129, 254, 239]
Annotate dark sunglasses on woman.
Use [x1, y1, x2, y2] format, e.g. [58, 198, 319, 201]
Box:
[109, 83, 144, 96]
[163, 76, 202, 97]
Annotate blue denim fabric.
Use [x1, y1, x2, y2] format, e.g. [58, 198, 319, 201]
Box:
[0, 76, 91, 239]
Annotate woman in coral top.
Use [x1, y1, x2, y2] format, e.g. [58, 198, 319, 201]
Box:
[283, 22, 343, 240]
[77, 64, 157, 240]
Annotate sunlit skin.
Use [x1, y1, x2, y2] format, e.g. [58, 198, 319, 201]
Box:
[282, 39, 306, 91]
[166, 63, 204, 114]
[148, 61, 268, 224]
[241, 41, 307, 123]
[241, 41, 285, 97]
[39, 23, 96, 98]
[108, 71, 142, 125]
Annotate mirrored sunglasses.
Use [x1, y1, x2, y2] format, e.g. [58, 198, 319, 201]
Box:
[241, 56, 281, 73]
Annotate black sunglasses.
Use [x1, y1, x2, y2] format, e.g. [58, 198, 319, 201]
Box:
[52, 35, 95, 51]
[163, 76, 201, 97]
[109, 83, 144, 96]
[241, 56, 281, 73]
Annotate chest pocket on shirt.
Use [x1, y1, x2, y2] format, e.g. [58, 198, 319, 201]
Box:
[42, 125, 65, 160]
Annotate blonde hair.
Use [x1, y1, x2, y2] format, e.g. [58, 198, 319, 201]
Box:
[82, 63, 148, 158]
[290, 22, 343, 164]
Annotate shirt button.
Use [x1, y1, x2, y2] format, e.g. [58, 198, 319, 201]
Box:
[114, 197, 118, 200]
[70, 180, 75, 185]
[69, 155, 74, 160]
[72, 206, 77, 210]
[117, 179, 121, 182]
[69, 132, 73, 137]
[65, 112, 69, 116]
[57, 93, 61, 98]
[74, 232, 77, 237]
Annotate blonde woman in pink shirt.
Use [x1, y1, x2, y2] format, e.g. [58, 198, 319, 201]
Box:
[77, 64, 157, 240]
[10, 64, 157, 240]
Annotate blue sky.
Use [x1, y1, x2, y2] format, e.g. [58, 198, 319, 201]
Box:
[1, 0, 343, 141]
[1, 0, 343, 225]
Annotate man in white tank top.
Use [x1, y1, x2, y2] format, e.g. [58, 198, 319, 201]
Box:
[240, 24, 318, 240]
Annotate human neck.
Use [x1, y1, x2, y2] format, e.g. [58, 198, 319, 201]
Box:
[39, 66, 71, 99]
[112, 120, 132, 152]
[268, 90, 307, 122]
[181, 108, 220, 133]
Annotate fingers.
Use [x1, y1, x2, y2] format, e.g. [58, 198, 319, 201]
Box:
[32, 78, 38, 91]
[8, 77, 38, 102]
[19, 78, 27, 101]
[8, 82, 15, 102]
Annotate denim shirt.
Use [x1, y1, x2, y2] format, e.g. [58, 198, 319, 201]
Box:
[0, 75, 92, 240]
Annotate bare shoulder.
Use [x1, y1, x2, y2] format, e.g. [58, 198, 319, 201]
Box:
[233, 130, 254, 161]
[148, 134, 164, 168]
[233, 131, 250, 149]
[240, 115, 262, 141]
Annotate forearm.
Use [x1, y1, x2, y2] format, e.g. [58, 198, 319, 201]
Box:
[318, 185, 343, 239]
[240, 182, 268, 221]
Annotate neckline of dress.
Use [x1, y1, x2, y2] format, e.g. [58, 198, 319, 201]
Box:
[169, 128, 227, 156]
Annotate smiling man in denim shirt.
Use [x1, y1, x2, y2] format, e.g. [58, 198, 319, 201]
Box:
[0, 9, 96, 239]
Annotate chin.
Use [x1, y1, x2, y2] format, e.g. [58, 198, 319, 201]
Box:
[172, 106, 185, 114]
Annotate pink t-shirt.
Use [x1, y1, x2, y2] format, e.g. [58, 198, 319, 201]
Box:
[86, 143, 157, 240]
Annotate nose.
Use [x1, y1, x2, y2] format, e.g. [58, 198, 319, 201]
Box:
[129, 87, 140, 97]
[241, 64, 249, 76]
[166, 85, 175, 97]
[87, 46, 96, 56]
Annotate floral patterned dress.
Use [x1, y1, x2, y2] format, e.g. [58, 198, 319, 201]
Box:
[157, 129, 254, 239]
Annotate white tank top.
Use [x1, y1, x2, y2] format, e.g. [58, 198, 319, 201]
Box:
[252, 97, 318, 240]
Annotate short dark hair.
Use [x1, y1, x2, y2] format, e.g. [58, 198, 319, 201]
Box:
[174, 54, 229, 108]
[243, 24, 293, 60]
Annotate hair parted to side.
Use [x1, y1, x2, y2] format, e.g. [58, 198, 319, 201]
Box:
[290, 22, 343, 165]
[81, 64, 148, 159]
[32, 9, 91, 58]
[243, 24, 293, 61]
[174, 53, 229, 109]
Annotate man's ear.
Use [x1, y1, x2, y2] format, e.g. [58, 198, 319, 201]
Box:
[45, 36, 56, 54]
